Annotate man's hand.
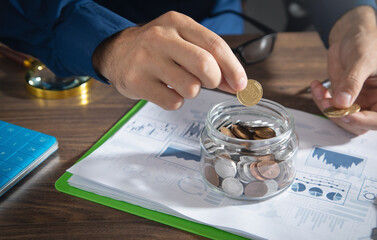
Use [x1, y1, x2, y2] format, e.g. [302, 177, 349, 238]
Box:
[311, 6, 377, 135]
[92, 11, 247, 110]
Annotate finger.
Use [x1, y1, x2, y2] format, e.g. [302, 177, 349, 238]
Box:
[143, 81, 185, 110]
[175, 14, 247, 91]
[311, 80, 332, 111]
[116, 75, 185, 110]
[151, 57, 201, 99]
[163, 37, 222, 90]
[311, 80, 373, 135]
[217, 78, 236, 94]
[338, 110, 377, 131]
[332, 60, 370, 108]
[327, 112, 368, 135]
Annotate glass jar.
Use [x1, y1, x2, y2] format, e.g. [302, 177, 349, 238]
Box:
[199, 98, 298, 200]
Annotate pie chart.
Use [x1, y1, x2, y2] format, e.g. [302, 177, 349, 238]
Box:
[309, 187, 323, 197]
[326, 192, 342, 201]
[291, 182, 306, 192]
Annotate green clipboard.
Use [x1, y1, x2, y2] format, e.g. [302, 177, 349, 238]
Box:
[55, 100, 247, 240]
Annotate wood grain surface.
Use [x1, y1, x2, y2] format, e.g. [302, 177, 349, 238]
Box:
[0, 32, 327, 239]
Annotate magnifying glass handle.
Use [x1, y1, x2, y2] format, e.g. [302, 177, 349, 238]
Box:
[0, 45, 39, 69]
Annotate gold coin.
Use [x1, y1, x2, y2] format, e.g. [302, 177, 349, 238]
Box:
[323, 103, 361, 118]
[231, 124, 253, 140]
[220, 127, 235, 138]
[323, 106, 349, 118]
[254, 127, 276, 139]
[236, 79, 263, 107]
[348, 103, 361, 115]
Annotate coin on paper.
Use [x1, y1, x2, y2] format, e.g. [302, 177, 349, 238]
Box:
[236, 79, 263, 107]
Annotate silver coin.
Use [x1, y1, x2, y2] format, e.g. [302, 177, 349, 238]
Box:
[274, 162, 287, 182]
[264, 179, 279, 195]
[240, 155, 258, 163]
[244, 181, 268, 198]
[214, 158, 237, 179]
[222, 177, 244, 197]
[243, 163, 257, 181]
[236, 162, 251, 183]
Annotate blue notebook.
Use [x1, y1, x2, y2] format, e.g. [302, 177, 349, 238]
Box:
[0, 120, 58, 197]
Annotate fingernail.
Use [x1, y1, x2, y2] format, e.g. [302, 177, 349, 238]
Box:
[239, 77, 247, 89]
[313, 87, 323, 100]
[335, 92, 352, 107]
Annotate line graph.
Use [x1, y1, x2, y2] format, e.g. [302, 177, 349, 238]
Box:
[305, 146, 366, 177]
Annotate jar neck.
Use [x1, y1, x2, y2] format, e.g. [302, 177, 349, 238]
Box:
[204, 98, 296, 152]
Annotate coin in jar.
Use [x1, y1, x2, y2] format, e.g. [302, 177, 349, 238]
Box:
[250, 162, 267, 181]
[222, 177, 244, 197]
[214, 158, 237, 179]
[264, 179, 279, 195]
[255, 154, 275, 162]
[236, 79, 263, 107]
[204, 165, 220, 187]
[257, 160, 280, 179]
[254, 127, 276, 139]
[231, 124, 253, 140]
[244, 181, 268, 198]
[220, 126, 235, 138]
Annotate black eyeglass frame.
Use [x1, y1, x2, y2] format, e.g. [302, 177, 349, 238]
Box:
[210, 10, 277, 65]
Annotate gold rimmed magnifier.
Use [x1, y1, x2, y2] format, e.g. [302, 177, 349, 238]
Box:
[0, 45, 93, 99]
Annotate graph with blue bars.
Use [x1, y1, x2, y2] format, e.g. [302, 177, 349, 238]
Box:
[157, 142, 201, 171]
[305, 146, 366, 177]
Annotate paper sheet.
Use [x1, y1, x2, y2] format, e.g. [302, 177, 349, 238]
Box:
[67, 89, 377, 240]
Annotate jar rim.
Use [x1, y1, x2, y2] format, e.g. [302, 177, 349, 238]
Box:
[204, 98, 295, 150]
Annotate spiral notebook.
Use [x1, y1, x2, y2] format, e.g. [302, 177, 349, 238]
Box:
[55, 89, 377, 240]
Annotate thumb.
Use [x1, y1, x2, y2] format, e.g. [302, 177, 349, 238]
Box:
[332, 62, 368, 108]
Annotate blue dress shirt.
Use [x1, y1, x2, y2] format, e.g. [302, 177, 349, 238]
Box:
[0, 0, 376, 82]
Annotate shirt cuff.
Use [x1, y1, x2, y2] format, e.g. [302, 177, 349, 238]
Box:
[54, 1, 136, 83]
[307, 0, 377, 48]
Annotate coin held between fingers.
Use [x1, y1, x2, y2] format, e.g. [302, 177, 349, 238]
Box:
[323, 103, 361, 118]
[236, 79, 263, 107]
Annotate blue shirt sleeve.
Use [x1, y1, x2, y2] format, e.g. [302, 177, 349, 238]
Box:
[307, 0, 377, 48]
[0, 0, 136, 82]
[201, 0, 243, 35]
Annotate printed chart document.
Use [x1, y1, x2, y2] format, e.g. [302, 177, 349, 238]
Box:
[67, 89, 377, 240]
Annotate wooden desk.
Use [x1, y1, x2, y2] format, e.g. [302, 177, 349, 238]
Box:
[0, 32, 327, 239]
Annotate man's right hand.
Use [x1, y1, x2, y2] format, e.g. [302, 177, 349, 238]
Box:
[92, 11, 247, 110]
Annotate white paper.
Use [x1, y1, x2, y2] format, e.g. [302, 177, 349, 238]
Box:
[67, 89, 377, 240]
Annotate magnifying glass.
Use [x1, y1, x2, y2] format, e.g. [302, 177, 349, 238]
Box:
[0, 45, 93, 99]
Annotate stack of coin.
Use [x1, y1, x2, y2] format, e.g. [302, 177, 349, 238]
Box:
[202, 151, 293, 198]
[323, 103, 361, 118]
[201, 120, 294, 199]
[219, 121, 276, 141]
